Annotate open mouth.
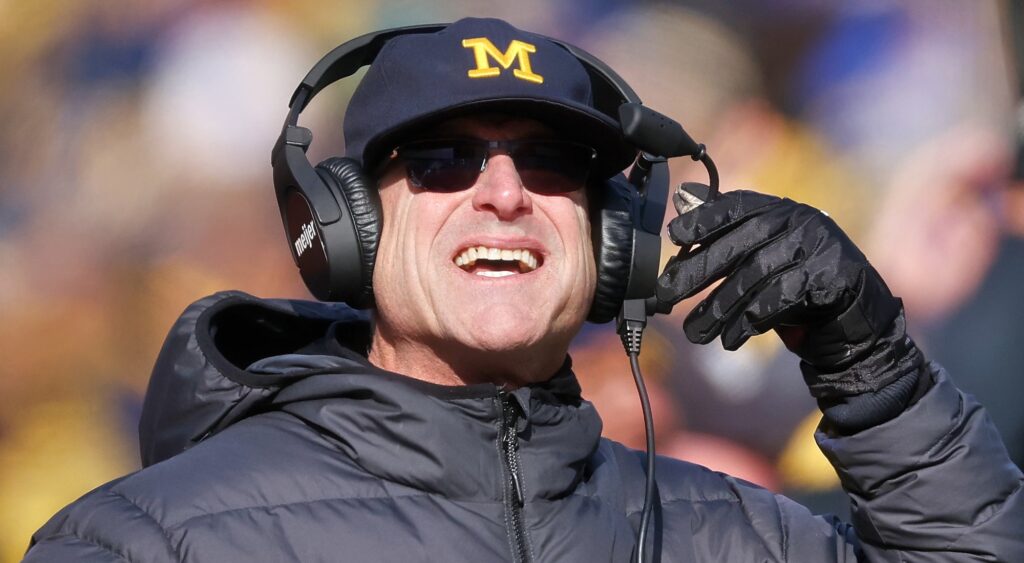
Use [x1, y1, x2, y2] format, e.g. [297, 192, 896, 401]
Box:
[453, 246, 542, 278]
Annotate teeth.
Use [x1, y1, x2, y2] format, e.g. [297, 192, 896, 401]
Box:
[453, 245, 541, 273]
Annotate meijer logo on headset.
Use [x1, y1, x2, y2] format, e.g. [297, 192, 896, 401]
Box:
[293, 220, 318, 258]
[461, 37, 543, 84]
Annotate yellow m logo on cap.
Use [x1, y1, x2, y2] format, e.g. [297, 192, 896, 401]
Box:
[461, 37, 544, 84]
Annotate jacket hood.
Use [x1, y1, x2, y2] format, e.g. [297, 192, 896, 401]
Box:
[138, 291, 603, 500]
[138, 291, 368, 467]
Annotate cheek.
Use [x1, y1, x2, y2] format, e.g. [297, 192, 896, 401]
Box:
[555, 197, 597, 300]
[376, 187, 399, 258]
[576, 207, 597, 286]
[373, 185, 416, 302]
[372, 188, 449, 308]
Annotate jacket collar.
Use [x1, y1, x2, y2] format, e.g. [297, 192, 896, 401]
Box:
[264, 341, 604, 502]
[139, 291, 603, 502]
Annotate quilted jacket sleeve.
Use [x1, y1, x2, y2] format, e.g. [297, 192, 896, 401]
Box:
[812, 362, 1024, 562]
[23, 483, 179, 563]
[23, 534, 128, 562]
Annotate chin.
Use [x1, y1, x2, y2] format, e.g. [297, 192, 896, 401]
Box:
[403, 301, 585, 385]
[449, 304, 565, 354]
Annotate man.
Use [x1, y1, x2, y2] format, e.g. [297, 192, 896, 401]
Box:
[25, 18, 1023, 562]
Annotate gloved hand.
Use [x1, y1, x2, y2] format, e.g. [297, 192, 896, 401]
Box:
[656, 189, 928, 433]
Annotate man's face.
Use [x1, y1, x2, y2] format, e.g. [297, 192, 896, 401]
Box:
[371, 116, 597, 372]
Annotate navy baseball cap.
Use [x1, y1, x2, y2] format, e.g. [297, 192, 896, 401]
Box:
[343, 17, 637, 178]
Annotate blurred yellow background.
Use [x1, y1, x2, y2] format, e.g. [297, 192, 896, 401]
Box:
[3, 1, 1023, 560]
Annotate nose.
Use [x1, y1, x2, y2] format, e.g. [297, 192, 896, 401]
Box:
[471, 154, 532, 220]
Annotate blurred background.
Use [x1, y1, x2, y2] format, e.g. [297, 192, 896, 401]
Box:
[2, 0, 1023, 559]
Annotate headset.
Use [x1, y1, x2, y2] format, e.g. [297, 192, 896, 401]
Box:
[271, 23, 719, 562]
[271, 23, 714, 323]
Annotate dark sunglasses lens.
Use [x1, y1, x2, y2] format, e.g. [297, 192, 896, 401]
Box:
[399, 140, 596, 194]
[513, 141, 595, 194]
[401, 143, 485, 192]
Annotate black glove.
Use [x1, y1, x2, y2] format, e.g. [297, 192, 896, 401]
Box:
[656, 189, 928, 433]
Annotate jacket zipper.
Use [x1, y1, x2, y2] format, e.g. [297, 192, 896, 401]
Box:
[499, 391, 532, 563]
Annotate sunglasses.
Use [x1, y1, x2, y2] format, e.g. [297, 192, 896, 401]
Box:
[394, 138, 598, 194]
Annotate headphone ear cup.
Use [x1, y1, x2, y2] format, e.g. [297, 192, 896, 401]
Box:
[314, 157, 381, 308]
[588, 204, 634, 324]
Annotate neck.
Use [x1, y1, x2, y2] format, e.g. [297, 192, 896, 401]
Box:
[367, 326, 569, 388]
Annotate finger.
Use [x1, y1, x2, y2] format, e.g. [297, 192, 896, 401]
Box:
[667, 190, 786, 247]
[717, 266, 812, 350]
[656, 202, 807, 305]
[682, 256, 803, 347]
[681, 215, 819, 344]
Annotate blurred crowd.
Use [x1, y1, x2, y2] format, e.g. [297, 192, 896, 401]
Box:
[2, 0, 1022, 560]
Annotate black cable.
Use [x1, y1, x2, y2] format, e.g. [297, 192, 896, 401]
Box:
[618, 300, 655, 563]
[629, 351, 656, 563]
[619, 146, 715, 562]
[692, 144, 719, 197]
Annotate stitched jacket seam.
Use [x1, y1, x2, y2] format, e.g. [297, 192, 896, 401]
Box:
[46, 531, 133, 562]
[171, 492, 503, 529]
[623, 496, 736, 518]
[108, 490, 182, 561]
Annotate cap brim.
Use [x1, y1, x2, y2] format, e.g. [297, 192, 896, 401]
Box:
[360, 97, 637, 179]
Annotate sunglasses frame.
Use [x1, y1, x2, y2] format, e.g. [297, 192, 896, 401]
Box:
[392, 138, 598, 194]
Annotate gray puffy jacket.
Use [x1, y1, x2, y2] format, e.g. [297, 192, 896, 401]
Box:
[25, 292, 1024, 562]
